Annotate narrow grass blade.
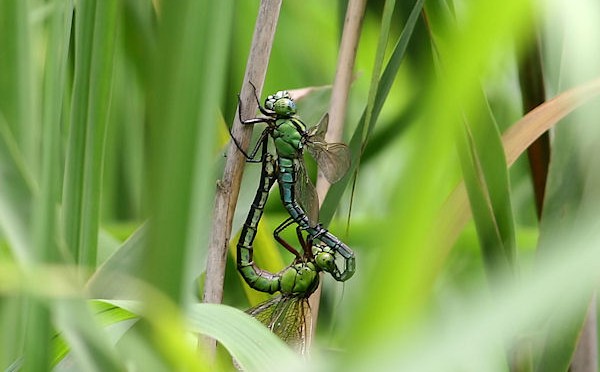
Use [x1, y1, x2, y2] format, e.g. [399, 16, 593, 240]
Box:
[121, 0, 157, 87]
[144, 0, 233, 306]
[0, 0, 40, 264]
[320, 0, 424, 225]
[458, 92, 516, 277]
[437, 77, 600, 270]
[0, 0, 36, 168]
[426, 3, 518, 280]
[518, 36, 549, 218]
[24, 2, 74, 370]
[345, 0, 534, 351]
[63, 0, 119, 270]
[0, 115, 35, 262]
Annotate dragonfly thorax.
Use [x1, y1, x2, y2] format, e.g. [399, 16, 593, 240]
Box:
[279, 262, 319, 296]
[273, 119, 304, 158]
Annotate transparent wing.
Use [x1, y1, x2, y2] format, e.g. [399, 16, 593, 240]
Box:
[306, 113, 351, 184]
[247, 295, 310, 355]
[295, 160, 319, 227]
[307, 113, 329, 138]
[306, 142, 351, 184]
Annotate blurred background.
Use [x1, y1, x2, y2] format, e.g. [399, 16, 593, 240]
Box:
[1, 0, 600, 371]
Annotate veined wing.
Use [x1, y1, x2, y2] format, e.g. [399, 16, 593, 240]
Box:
[247, 295, 311, 355]
[306, 113, 351, 184]
[295, 160, 319, 227]
[307, 113, 329, 139]
[306, 142, 350, 184]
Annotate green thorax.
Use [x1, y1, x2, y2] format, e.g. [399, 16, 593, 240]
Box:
[279, 261, 319, 297]
[272, 118, 305, 159]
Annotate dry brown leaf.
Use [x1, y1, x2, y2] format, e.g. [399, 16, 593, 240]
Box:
[435, 77, 600, 270]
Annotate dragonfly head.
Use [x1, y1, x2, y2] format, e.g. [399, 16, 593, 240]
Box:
[265, 90, 296, 116]
[312, 244, 336, 274]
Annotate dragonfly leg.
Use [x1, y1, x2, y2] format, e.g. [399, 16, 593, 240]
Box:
[296, 227, 315, 261]
[246, 130, 270, 162]
[308, 223, 326, 240]
[237, 90, 274, 124]
[273, 217, 302, 259]
[237, 93, 269, 126]
[227, 125, 260, 162]
[279, 179, 355, 280]
[248, 81, 275, 116]
[228, 118, 270, 163]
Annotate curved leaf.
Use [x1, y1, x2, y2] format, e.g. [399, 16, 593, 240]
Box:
[437, 77, 600, 270]
[101, 300, 301, 372]
[187, 303, 301, 372]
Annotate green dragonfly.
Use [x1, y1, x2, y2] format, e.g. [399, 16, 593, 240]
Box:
[237, 148, 347, 292]
[243, 224, 339, 355]
[235, 151, 344, 354]
[233, 85, 355, 281]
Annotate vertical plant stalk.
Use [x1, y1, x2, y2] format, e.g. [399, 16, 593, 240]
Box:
[203, 0, 281, 310]
[318, 0, 367, 171]
[310, 0, 366, 345]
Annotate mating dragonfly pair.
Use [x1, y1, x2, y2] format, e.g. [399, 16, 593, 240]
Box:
[231, 85, 355, 353]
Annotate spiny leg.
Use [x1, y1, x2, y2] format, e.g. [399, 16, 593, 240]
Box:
[237, 92, 272, 125]
[227, 125, 268, 163]
[229, 93, 273, 162]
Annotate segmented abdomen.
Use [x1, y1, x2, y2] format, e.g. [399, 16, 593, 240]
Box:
[277, 159, 356, 281]
[237, 154, 281, 293]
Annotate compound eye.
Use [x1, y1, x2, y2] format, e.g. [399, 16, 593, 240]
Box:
[288, 100, 296, 112]
[315, 251, 335, 273]
[275, 91, 289, 99]
[265, 97, 277, 110]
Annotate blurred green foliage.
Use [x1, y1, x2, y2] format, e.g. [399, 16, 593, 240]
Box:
[0, 0, 600, 371]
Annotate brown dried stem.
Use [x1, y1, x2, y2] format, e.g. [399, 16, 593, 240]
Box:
[202, 0, 282, 352]
[309, 0, 366, 346]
